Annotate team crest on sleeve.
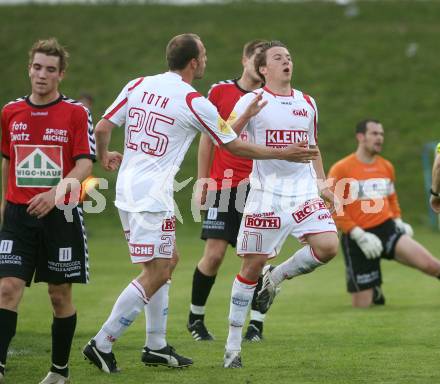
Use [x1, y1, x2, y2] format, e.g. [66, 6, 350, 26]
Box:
[218, 116, 233, 134]
[14, 145, 63, 187]
[226, 110, 238, 125]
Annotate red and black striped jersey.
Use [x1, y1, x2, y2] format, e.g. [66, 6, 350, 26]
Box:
[1, 95, 95, 204]
[207, 79, 253, 190]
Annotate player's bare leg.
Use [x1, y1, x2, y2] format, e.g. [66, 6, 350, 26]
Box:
[224, 254, 268, 368]
[0, 277, 25, 311]
[198, 239, 229, 275]
[394, 235, 440, 277]
[351, 289, 374, 308]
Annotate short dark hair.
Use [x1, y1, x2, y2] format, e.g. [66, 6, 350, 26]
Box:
[356, 119, 381, 134]
[28, 38, 69, 72]
[166, 33, 201, 70]
[254, 40, 287, 81]
[242, 39, 267, 59]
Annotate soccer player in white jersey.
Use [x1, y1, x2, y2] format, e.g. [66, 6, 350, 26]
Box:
[223, 41, 340, 368]
[82, 34, 320, 374]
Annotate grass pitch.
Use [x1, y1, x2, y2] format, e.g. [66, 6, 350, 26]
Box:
[2, 2, 440, 382]
[8, 215, 440, 384]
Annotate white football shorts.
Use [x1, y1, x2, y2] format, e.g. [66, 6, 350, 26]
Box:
[237, 189, 337, 258]
[118, 209, 176, 263]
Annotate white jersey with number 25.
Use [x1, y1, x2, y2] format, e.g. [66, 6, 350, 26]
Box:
[103, 71, 237, 213]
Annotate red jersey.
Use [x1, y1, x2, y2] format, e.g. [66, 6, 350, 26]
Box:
[1, 95, 96, 205]
[208, 79, 252, 190]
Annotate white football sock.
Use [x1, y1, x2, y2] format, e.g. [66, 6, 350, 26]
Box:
[145, 280, 170, 350]
[94, 280, 149, 352]
[271, 246, 324, 286]
[226, 275, 257, 352]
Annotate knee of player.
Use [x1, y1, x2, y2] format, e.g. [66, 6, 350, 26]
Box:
[207, 252, 226, 269]
[204, 243, 227, 265]
[48, 285, 72, 309]
[314, 239, 339, 262]
[0, 278, 24, 304]
[240, 257, 266, 281]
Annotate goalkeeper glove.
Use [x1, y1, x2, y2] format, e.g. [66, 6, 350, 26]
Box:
[350, 226, 383, 259]
[394, 218, 414, 237]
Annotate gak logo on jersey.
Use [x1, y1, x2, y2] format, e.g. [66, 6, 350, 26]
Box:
[265, 130, 308, 148]
[15, 145, 62, 187]
[292, 108, 308, 117]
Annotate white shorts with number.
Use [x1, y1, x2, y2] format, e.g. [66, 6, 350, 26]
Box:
[118, 209, 176, 264]
[236, 189, 337, 258]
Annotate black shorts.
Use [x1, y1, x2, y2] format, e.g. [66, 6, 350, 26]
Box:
[0, 202, 89, 286]
[200, 185, 249, 247]
[341, 219, 403, 293]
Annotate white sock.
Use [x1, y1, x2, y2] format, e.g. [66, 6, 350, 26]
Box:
[250, 310, 266, 323]
[226, 275, 257, 352]
[190, 304, 205, 316]
[94, 280, 149, 352]
[145, 280, 170, 350]
[271, 246, 324, 286]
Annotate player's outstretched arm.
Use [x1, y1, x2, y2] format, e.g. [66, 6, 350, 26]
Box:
[224, 139, 319, 162]
[196, 133, 214, 206]
[311, 145, 337, 213]
[95, 118, 123, 171]
[230, 92, 267, 134]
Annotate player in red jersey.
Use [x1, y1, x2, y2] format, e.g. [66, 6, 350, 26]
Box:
[187, 40, 272, 342]
[0, 39, 95, 384]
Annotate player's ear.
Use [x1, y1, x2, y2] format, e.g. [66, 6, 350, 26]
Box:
[58, 70, 65, 82]
[355, 132, 364, 143]
[190, 57, 198, 70]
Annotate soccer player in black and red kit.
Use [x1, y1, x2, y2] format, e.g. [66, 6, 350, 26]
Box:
[188, 40, 272, 342]
[0, 39, 95, 384]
